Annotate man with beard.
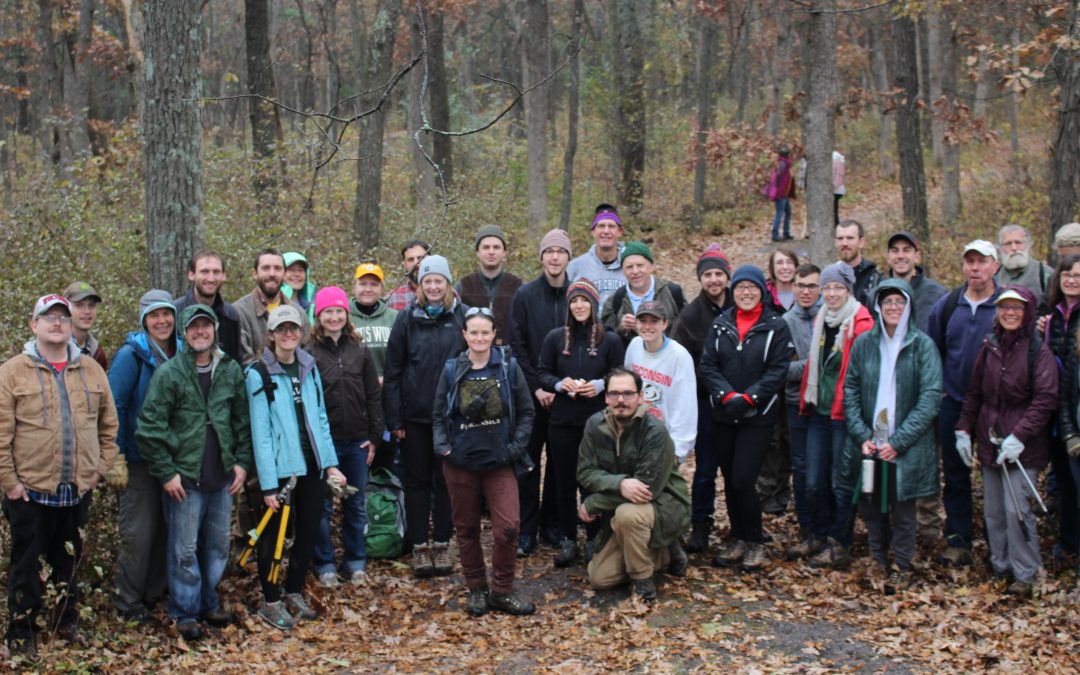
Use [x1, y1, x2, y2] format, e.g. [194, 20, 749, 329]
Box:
[835, 220, 881, 309]
[174, 250, 243, 363]
[386, 240, 429, 311]
[996, 224, 1053, 310]
[234, 249, 308, 366]
[455, 225, 523, 347]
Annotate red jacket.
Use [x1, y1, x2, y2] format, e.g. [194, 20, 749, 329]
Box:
[798, 305, 874, 420]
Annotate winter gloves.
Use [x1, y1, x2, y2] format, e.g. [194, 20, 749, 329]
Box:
[996, 434, 1025, 465]
[954, 430, 973, 468]
[106, 455, 129, 490]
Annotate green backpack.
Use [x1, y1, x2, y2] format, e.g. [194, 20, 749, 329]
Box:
[365, 467, 406, 559]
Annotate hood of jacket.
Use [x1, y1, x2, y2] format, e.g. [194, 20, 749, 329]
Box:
[22, 339, 80, 365]
[282, 252, 316, 304]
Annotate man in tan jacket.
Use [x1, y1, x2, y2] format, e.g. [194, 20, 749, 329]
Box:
[0, 294, 118, 659]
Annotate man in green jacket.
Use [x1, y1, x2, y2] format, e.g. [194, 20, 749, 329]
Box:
[136, 304, 253, 641]
[577, 367, 690, 601]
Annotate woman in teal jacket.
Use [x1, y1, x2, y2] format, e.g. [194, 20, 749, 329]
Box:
[841, 279, 942, 594]
[247, 305, 345, 631]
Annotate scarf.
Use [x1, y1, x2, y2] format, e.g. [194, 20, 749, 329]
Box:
[803, 295, 861, 407]
[873, 294, 911, 440]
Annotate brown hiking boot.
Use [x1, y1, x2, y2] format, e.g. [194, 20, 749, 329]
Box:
[740, 543, 767, 572]
[412, 543, 434, 578]
[884, 567, 913, 595]
[784, 535, 825, 560]
[432, 542, 454, 576]
[808, 538, 850, 569]
[712, 539, 746, 568]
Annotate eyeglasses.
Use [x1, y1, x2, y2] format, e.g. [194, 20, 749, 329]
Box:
[732, 285, 760, 295]
[272, 324, 301, 334]
[1061, 273, 1080, 281]
[822, 283, 849, 293]
[605, 390, 639, 400]
[880, 299, 907, 308]
[795, 282, 820, 290]
[465, 306, 495, 319]
[37, 315, 71, 325]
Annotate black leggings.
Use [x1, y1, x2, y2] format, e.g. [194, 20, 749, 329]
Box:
[400, 421, 453, 545]
[714, 423, 772, 544]
[257, 472, 326, 602]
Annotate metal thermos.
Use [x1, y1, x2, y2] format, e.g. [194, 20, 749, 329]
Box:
[861, 458, 875, 494]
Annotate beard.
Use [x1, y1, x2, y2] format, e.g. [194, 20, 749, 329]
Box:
[1003, 249, 1030, 271]
[257, 277, 281, 299]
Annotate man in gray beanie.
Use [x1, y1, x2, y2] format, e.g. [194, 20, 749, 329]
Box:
[1055, 222, 1080, 259]
[455, 224, 523, 346]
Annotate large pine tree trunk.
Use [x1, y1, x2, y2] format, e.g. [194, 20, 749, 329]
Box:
[351, 0, 402, 253]
[891, 14, 931, 273]
[691, 13, 717, 232]
[1048, 4, 1080, 261]
[803, 0, 837, 265]
[557, 0, 584, 232]
[245, 0, 285, 198]
[143, 0, 204, 296]
[523, 0, 549, 237]
[612, 0, 646, 213]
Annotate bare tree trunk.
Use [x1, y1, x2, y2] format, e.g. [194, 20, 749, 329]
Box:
[891, 13, 931, 273]
[558, 0, 584, 232]
[766, 2, 789, 138]
[120, 0, 144, 121]
[926, 6, 943, 165]
[143, 0, 204, 296]
[523, 0, 549, 237]
[1048, 3, 1080, 263]
[245, 0, 285, 199]
[972, 54, 989, 120]
[427, 9, 452, 186]
[66, 0, 94, 157]
[691, 12, 717, 232]
[732, 1, 751, 125]
[351, 0, 402, 253]
[612, 0, 646, 213]
[869, 21, 894, 180]
[939, 10, 961, 225]
[1007, 24, 1022, 178]
[37, 0, 60, 165]
[804, 0, 838, 265]
[294, 0, 317, 112]
[409, 13, 437, 226]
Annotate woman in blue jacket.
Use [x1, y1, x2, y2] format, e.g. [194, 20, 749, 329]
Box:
[247, 305, 345, 631]
[110, 290, 177, 623]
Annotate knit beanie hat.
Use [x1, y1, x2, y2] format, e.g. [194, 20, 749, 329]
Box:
[139, 289, 175, 328]
[696, 243, 731, 278]
[567, 278, 601, 306]
[729, 265, 768, 296]
[314, 286, 349, 317]
[539, 228, 572, 257]
[620, 240, 653, 266]
[417, 254, 453, 285]
[1055, 222, 1080, 249]
[820, 262, 856, 293]
[474, 224, 507, 250]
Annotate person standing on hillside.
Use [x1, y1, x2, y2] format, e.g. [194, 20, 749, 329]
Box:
[174, 250, 243, 364]
[567, 203, 627, 304]
[766, 146, 795, 242]
[455, 224, 523, 347]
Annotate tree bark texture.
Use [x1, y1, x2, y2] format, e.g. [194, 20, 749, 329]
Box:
[691, 13, 718, 232]
[558, 0, 584, 232]
[37, 0, 60, 164]
[351, 0, 402, 253]
[245, 0, 285, 197]
[869, 20, 894, 180]
[612, 0, 646, 213]
[938, 9, 960, 225]
[142, 0, 204, 296]
[891, 14, 931, 273]
[1048, 3, 1080, 258]
[803, 0, 838, 265]
[67, 0, 95, 157]
[523, 0, 549, 237]
[409, 12, 437, 227]
[766, 2, 789, 138]
[427, 9, 452, 186]
[926, 6, 943, 165]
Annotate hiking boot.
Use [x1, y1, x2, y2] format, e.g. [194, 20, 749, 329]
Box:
[539, 526, 562, 549]
[712, 539, 746, 568]
[784, 535, 825, 560]
[1006, 580, 1035, 598]
[808, 538, 850, 569]
[465, 586, 489, 617]
[685, 521, 711, 554]
[488, 590, 535, 616]
[349, 570, 369, 586]
[432, 542, 454, 576]
[937, 545, 973, 568]
[257, 602, 297, 631]
[118, 606, 155, 626]
[200, 607, 234, 627]
[317, 570, 340, 588]
[283, 593, 318, 621]
[6, 635, 37, 662]
[633, 577, 658, 601]
[56, 624, 88, 647]
[740, 543, 767, 572]
[555, 539, 579, 568]
[583, 538, 597, 563]
[517, 533, 538, 557]
[667, 541, 688, 577]
[176, 619, 202, 641]
[884, 567, 913, 595]
[412, 543, 435, 578]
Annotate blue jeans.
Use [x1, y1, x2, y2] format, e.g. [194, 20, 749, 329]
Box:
[691, 395, 719, 523]
[805, 414, 856, 545]
[314, 439, 370, 575]
[771, 198, 791, 239]
[162, 486, 231, 623]
[787, 405, 812, 533]
[938, 396, 972, 548]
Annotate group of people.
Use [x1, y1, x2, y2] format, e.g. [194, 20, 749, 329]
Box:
[4, 203, 1080, 659]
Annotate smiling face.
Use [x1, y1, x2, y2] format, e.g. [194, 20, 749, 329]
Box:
[878, 292, 907, 331]
[1061, 262, 1080, 300]
[605, 373, 642, 421]
[463, 314, 495, 354]
[622, 255, 653, 293]
[592, 218, 623, 251]
[144, 308, 175, 347]
[354, 275, 383, 306]
[569, 295, 593, 323]
[284, 262, 308, 292]
[253, 253, 285, 299]
[270, 322, 302, 354]
[422, 274, 447, 304]
[635, 314, 667, 346]
[184, 316, 216, 354]
[997, 301, 1026, 332]
[318, 306, 348, 335]
[700, 268, 728, 303]
[189, 254, 226, 300]
[887, 241, 921, 279]
[771, 252, 796, 283]
[794, 272, 821, 309]
[822, 282, 850, 311]
[70, 298, 98, 333]
[732, 281, 762, 311]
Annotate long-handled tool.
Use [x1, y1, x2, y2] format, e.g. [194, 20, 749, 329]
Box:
[238, 476, 297, 570]
[1011, 459, 1048, 515]
[990, 430, 1032, 543]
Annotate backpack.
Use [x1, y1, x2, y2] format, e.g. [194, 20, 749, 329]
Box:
[364, 467, 406, 559]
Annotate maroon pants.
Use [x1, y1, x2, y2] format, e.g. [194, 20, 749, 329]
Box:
[442, 462, 520, 594]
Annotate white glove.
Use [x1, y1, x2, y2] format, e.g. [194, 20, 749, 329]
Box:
[954, 430, 973, 468]
[996, 434, 1024, 465]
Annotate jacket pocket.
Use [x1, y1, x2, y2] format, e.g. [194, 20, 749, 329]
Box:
[12, 384, 48, 428]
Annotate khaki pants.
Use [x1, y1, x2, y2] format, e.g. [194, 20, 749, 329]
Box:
[588, 503, 670, 589]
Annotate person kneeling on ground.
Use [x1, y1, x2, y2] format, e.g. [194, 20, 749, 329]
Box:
[433, 306, 536, 616]
[576, 367, 690, 601]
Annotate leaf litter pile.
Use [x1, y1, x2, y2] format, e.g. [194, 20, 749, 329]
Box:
[6, 460, 1079, 673]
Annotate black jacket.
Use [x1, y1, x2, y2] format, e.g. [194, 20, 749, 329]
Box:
[699, 304, 794, 427]
[308, 333, 384, 441]
[670, 290, 731, 397]
[173, 289, 242, 364]
[1046, 302, 1080, 365]
[509, 274, 569, 393]
[537, 324, 625, 427]
[1058, 351, 1080, 439]
[382, 302, 468, 428]
[853, 259, 883, 310]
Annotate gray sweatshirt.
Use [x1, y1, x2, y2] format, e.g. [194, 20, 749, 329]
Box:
[567, 243, 627, 305]
[782, 299, 822, 404]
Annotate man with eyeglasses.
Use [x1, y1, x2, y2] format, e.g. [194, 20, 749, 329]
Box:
[927, 240, 1002, 567]
[0, 295, 119, 658]
[576, 366, 690, 601]
[567, 203, 628, 304]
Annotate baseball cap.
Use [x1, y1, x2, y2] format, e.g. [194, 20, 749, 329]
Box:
[635, 301, 668, 320]
[963, 240, 998, 260]
[887, 231, 920, 250]
[267, 304, 305, 331]
[995, 289, 1028, 305]
[33, 294, 71, 319]
[354, 263, 384, 281]
[63, 281, 102, 303]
